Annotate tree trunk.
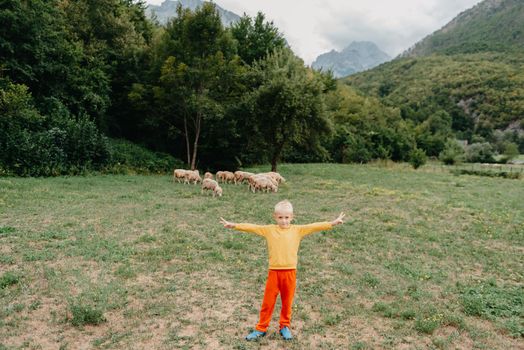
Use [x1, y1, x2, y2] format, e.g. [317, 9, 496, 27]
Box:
[190, 111, 202, 171]
[270, 142, 284, 172]
[184, 115, 191, 167]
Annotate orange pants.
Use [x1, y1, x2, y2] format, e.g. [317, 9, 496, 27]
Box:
[255, 269, 297, 332]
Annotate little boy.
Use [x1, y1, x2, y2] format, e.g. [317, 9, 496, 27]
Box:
[220, 200, 345, 341]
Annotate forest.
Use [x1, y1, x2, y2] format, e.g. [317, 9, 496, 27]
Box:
[1, 0, 522, 176]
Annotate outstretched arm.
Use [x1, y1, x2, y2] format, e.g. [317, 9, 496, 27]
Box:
[330, 212, 345, 226]
[220, 217, 236, 229]
[298, 212, 346, 237]
[220, 218, 267, 236]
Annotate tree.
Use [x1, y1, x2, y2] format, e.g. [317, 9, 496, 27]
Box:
[0, 0, 110, 124]
[60, 0, 154, 133]
[242, 48, 332, 171]
[152, 3, 241, 169]
[415, 110, 452, 156]
[230, 12, 287, 65]
[325, 84, 415, 163]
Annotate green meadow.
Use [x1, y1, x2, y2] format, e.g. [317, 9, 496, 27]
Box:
[0, 163, 522, 349]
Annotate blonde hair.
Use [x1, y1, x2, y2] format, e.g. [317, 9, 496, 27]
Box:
[274, 200, 293, 214]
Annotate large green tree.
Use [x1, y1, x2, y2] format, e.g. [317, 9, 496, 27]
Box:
[145, 3, 242, 169]
[242, 48, 333, 171]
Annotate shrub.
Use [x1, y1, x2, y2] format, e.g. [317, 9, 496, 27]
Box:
[409, 148, 427, 169]
[106, 139, 183, 174]
[439, 139, 465, 165]
[465, 142, 496, 163]
[0, 86, 180, 176]
[0, 83, 111, 176]
[500, 141, 519, 163]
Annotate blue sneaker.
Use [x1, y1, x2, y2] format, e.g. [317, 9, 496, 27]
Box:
[245, 330, 266, 341]
[279, 326, 293, 340]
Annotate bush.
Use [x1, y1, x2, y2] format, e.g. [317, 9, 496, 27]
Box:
[500, 142, 519, 163]
[465, 142, 496, 163]
[409, 148, 427, 169]
[439, 139, 465, 165]
[106, 139, 183, 174]
[0, 83, 111, 176]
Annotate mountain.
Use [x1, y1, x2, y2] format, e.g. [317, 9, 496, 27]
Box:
[311, 41, 391, 78]
[403, 0, 524, 57]
[147, 0, 241, 26]
[343, 0, 524, 150]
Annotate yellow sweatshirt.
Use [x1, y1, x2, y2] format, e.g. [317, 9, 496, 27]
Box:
[234, 222, 333, 269]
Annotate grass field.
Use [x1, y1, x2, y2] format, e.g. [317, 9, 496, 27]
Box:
[0, 163, 523, 349]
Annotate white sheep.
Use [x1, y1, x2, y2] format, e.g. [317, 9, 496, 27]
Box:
[217, 171, 235, 184]
[248, 174, 278, 193]
[259, 172, 286, 184]
[234, 171, 254, 184]
[215, 171, 225, 182]
[185, 170, 202, 185]
[201, 178, 223, 197]
[204, 172, 214, 179]
[173, 169, 189, 183]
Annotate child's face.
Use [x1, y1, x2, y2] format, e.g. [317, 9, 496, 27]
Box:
[273, 210, 294, 228]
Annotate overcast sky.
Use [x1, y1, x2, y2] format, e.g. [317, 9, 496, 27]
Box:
[145, 0, 483, 64]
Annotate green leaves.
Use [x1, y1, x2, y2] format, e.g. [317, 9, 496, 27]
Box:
[231, 12, 287, 65]
[345, 52, 524, 158]
[238, 48, 333, 170]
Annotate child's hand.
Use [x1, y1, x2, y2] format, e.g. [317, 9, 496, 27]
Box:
[331, 212, 345, 226]
[220, 217, 236, 228]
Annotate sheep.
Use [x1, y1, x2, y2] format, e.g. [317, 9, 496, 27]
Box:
[248, 174, 278, 193]
[259, 172, 286, 184]
[201, 178, 223, 197]
[234, 171, 254, 184]
[253, 175, 278, 193]
[217, 171, 235, 184]
[173, 169, 189, 183]
[184, 170, 202, 185]
[204, 172, 213, 179]
[215, 171, 225, 182]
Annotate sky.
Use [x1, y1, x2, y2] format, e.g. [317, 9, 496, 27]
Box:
[145, 0, 483, 64]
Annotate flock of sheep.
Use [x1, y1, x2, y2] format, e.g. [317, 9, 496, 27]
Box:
[172, 169, 286, 197]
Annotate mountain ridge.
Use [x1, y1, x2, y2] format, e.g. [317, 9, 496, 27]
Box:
[146, 0, 241, 26]
[343, 0, 524, 149]
[312, 41, 391, 78]
[402, 0, 524, 57]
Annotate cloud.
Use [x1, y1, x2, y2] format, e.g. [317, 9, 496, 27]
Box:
[317, 0, 481, 57]
[145, 0, 483, 64]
